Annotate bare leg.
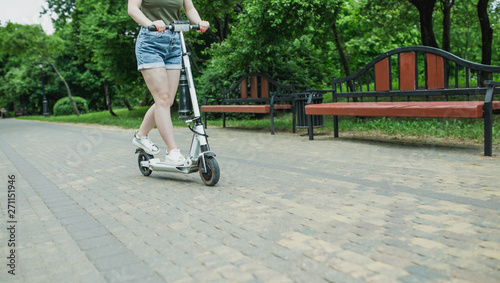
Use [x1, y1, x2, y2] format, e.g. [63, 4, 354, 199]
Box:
[138, 68, 181, 152]
[137, 104, 156, 137]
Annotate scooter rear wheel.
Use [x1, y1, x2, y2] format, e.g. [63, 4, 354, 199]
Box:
[138, 150, 153, 176]
[200, 157, 220, 186]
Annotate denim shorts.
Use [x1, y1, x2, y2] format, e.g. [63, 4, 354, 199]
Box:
[135, 26, 182, 71]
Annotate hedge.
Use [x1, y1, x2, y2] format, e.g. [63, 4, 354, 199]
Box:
[53, 96, 89, 116]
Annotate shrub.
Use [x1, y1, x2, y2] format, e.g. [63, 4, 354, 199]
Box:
[53, 96, 89, 116]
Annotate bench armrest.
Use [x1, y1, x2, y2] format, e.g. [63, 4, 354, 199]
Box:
[269, 91, 296, 106]
[305, 90, 332, 104]
[484, 80, 500, 104]
[484, 80, 500, 87]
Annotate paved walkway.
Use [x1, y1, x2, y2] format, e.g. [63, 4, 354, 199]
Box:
[0, 118, 499, 283]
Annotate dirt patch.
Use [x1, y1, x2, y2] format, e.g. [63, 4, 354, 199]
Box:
[341, 130, 483, 148]
[296, 128, 496, 150]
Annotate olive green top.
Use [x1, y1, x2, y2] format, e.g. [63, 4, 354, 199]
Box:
[141, 0, 183, 25]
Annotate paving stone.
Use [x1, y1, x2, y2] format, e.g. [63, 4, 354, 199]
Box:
[405, 265, 450, 280]
[323, 268, 365, 283]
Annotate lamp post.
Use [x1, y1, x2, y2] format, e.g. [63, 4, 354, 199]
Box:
[38, 62, 49, 117]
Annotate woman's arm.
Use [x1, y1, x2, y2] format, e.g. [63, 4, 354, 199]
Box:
[183, 0, 209, 32]
[128, 0, 166, 31]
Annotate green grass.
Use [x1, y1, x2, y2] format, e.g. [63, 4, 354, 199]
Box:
[19, 107, 161, 129]
[18, 107, 500, 146]
[18, 107, 296, 131]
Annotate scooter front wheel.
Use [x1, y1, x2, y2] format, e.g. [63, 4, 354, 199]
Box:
[200, 156, 220, 186]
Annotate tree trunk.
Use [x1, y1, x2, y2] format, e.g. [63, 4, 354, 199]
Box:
[477, 0, 493, 85]
[477, 0, 492, 65]
[121, 97, 133, 111]
[42, 56, 80, 116]
[223, 13, 230, 41]
[210, 3, 243, 43]
[115, 85, 134, 111]
[331, 3, 353, 92]
[408, 0, 439, 47]
[104, 81, 117, 116]
[441, 0, 454, 52]
[332, 22, 350, 79]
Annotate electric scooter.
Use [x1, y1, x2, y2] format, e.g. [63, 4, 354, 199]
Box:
[135, 21, 220, 186]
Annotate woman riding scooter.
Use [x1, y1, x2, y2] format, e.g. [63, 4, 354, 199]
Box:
[128, 0, 209, 165]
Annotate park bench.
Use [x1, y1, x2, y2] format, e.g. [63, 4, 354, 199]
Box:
[304, 46, 500, 156]
[201, 73, 296, 134]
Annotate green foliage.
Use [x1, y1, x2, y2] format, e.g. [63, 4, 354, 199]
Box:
[1, 0, 499, 117]
[0, 23, 49, 56]
[198, 0, 336, 98]
[0, 23, 83, 115]
[53, 96, 89, 116]
[78, 0, 138, 84]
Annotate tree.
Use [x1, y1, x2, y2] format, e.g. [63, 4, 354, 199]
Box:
[45, 0, 121, 114]
[477, 0, 494, 84]
[308, 0, 421, 81]
[446, 1, 479, 60]
[0, 55, 38, 115]
[45, 0, 140, 112]
[44, 0, 76, 30]
[408, 0, 439, 47]
[195, 0, 244, 43]
[0, 23, 80, 115]
[308, 1, 350, 79]
[199, 0, 335, 97]
[78, 0, 139, 110]
[331, 3, 351, 80]
[440, 0, 455, 52]
[477, 0, 493, 66]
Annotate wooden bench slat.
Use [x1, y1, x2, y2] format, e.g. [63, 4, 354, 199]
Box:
[375, 58, 390, 91]
[305, 101, 500, 118]
[202, 104, 291, 114]
[400, 52, 416, 91]
[426, 54, 445, 89]
[251, 76, 258, 99]
[240, 78, 247, 99]
[261, 77, 269, 98]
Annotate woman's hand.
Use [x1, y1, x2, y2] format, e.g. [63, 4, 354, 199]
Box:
[198, 20, 210, 33]
[152, 20, 167, 32]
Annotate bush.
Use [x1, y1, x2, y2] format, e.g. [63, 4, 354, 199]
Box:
[53, 96, 89, 116]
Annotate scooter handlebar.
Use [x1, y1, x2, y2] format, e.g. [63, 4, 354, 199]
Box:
[147, 23, 201, 32]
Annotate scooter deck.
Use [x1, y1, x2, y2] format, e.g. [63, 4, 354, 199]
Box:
[141, 158, 199, 174]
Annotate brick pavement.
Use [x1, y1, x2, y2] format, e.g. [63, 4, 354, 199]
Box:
[0, 118, 499, 282]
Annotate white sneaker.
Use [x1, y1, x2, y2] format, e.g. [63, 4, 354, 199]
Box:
[132, 131, 160, 155]
[165, 149, 187, 166]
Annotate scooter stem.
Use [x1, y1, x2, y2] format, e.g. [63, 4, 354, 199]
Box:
[179, 32, 200, 117]
[179, 31, 207, 147]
